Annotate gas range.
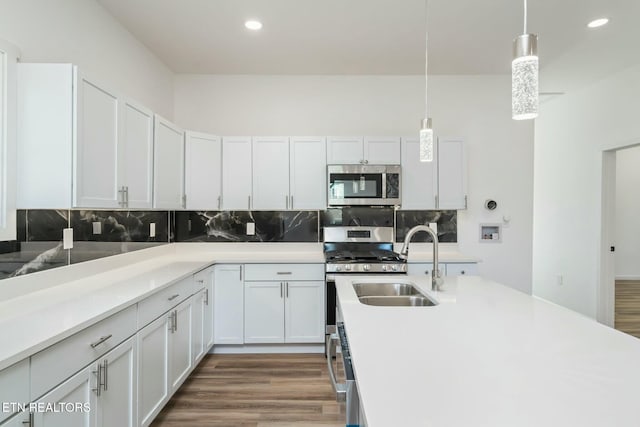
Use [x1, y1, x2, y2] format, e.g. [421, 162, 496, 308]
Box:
[323, 226, 407, 274]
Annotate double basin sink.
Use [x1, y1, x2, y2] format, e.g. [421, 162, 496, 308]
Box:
[353, 282, 438, 307]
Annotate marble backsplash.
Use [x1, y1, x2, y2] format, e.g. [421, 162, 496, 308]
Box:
[0, 208, 457, 280]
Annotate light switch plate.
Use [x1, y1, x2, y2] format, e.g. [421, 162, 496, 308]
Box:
[150, 223, 156, 238]
[63, 228, 74, 249]
[92, 221, 102, 235]
[246, 222, 255, 235]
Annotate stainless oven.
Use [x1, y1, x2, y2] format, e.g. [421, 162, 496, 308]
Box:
[327, 165, 401, 206]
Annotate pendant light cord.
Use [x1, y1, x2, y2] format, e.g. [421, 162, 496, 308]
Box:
[425, 0, 429, 118]
[523, 0, 528, 34]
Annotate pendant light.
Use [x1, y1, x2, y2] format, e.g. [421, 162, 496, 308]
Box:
[419, 0, 433, 162]
[512, 0, 539, 120]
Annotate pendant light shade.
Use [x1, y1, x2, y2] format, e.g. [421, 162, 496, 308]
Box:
[512, 0, 538, 120]
[419, 0, 434, 162]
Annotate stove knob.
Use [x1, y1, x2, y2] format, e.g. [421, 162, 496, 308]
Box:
[345, 264, 352, 271]
[382, 265, 388, 271]
[335, 266, 342, 272]
[391, 265, 398, 271]
[363, 264, 371, 272]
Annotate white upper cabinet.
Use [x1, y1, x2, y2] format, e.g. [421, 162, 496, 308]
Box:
[185, 131, 222, 210]
[401, 137, 437, 209]
[153, 115, 185, 209]
[0, 39, 17, 241]
[17, 63, 156, 209]
[74, 73, 119, 208]
[119, 99, 154, 209]
[252, 137, 290, 210]
[438, 138, 467, 209]
[364, 137, 401, 164]
[327, 136, 400, 165]
[290, 137, 326, 209]
[327, 136, 363, 164]
[221, 137, 252, 210]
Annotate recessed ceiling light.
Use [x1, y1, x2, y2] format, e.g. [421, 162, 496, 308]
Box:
[245, 20, 263, 31]
[587, 18, 609, 28]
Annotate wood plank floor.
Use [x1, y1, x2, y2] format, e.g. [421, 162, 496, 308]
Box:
[150, 354, 344, 427]
[615, 280, 640, 338]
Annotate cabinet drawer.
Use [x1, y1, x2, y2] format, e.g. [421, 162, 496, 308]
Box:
[193, 268, 210, 291]
[243, 264, 324, 282]
[0, 359, 29, 423]
[138, 277, 194, 328]
[407, 263, 436, 276]
[446, 263, 478, 276]
[30, 304, 137, 400]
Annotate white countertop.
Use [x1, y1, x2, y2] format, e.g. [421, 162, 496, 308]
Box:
[0, 243, 326, 371]
[335, 274, 640, 427]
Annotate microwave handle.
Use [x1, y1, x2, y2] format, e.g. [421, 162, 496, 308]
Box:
[325, 333, 347, 402]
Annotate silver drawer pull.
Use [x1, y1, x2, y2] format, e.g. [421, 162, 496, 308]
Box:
[196, 279, 204, 283]
[276, 272, 292, 275]
[168, 294, 180, 301]
[90, 334, 113, 348]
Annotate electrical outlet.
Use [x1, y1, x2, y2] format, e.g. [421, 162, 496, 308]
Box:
[150, 223, 156, 238]
[92, 221, 102, 235]
[63, 228, 74, 250]
[246, 222, 255, 235]
[429, 222, 438, 235]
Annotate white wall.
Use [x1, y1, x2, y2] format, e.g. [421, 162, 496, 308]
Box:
[175, 74, 534, 292]
[533, 64, 640, 318]
[615, 145, 640, 280]
[0, 0, 174, 118]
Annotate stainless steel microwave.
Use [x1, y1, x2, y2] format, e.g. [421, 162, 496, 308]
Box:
[327, 165, 401, 206]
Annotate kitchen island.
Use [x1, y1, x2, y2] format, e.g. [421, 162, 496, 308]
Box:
[335, 274, 640, 427]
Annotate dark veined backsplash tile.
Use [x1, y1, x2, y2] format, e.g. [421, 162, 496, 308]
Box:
[70, 210, 169, 242]
[395, 210, 457, 243]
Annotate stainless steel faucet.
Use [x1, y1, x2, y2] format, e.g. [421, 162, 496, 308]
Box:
[399, 225, 443, 291]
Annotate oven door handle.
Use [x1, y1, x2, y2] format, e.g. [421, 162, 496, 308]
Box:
[326, 333, 347, 402]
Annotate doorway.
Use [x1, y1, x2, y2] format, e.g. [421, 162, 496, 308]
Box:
[600, 144, 640, 336]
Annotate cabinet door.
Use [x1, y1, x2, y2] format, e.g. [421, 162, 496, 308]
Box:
[191, 289, 206, 363]
[244, 281, 285, 343]
[185, 131, 222, 210]
[33, 364, 95, 427]
[213, 265, 244, 344]
[137, 314, 170, 427]
[364, 137, 400, 165]
[401, 137, 437, 209]
[96, 337, 137, 427]
[290, 137, 327, 209]
[252, 137, 289, 210]
[0, 413, 31, 427]
[203, 271, 215, 350]
[407, 263, 436, 277]
[169, 299, 193, 393]
[438, 139, 467, 209]
[0, 42, 17, 240]
[284, 281, 325, 343]
[221, 137, 252, 210]
[445, 263, 478, 276]
[74, 74, 119, 208]
[153, 115, 185, 209]
[326, 137, 363, 164]
[119, 99, 154, 208]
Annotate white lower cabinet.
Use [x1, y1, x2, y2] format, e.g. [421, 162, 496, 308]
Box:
[192, 288, 206, 363]
[0, 359, 29, 424]
[169, 299, 193, 392]
[95, 337, 137, 427]
[213, 265, 244, 344]
[446, 263, 478, 276]
[407, 263, 436, 277]
[243, 264, 325, 344]
[32, 364, 95, 427]
[137, 314, 170, 427]
[0, 413, 31, 427]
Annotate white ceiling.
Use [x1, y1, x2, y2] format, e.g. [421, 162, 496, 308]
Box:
[98, 0, 639, 90]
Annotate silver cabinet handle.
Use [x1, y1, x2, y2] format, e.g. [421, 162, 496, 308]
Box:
[92, 363, 103, 396]
[103, 359, 108, 391]
[168, 312, 174, 332]
[280, 282, 283, 298]
[461, 270, 466, 275]
[286, 282, 289, 298]
[174, 310, 178, 332]
[22, 413, 34, 426]
[325, 333, 346, 402]
[182, 194, 187, 209]
[90, 334, 113, 349]
[196, 279, 204, 284]
[435, 194, 439, 208]
[285, 195, 288, 209]
[248, 195, 251, 209]
[204, 288, 209, 305]
[168, 293, 180, 301]
[118, 186, 126, 207]
[217, 195, 221, 210]
[290, 195, 293, 209]
[464, 195, 468, 209]
[240, 265, 243, 281]
[125, 186, 129, 207]
[277, 272, 292, 275]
